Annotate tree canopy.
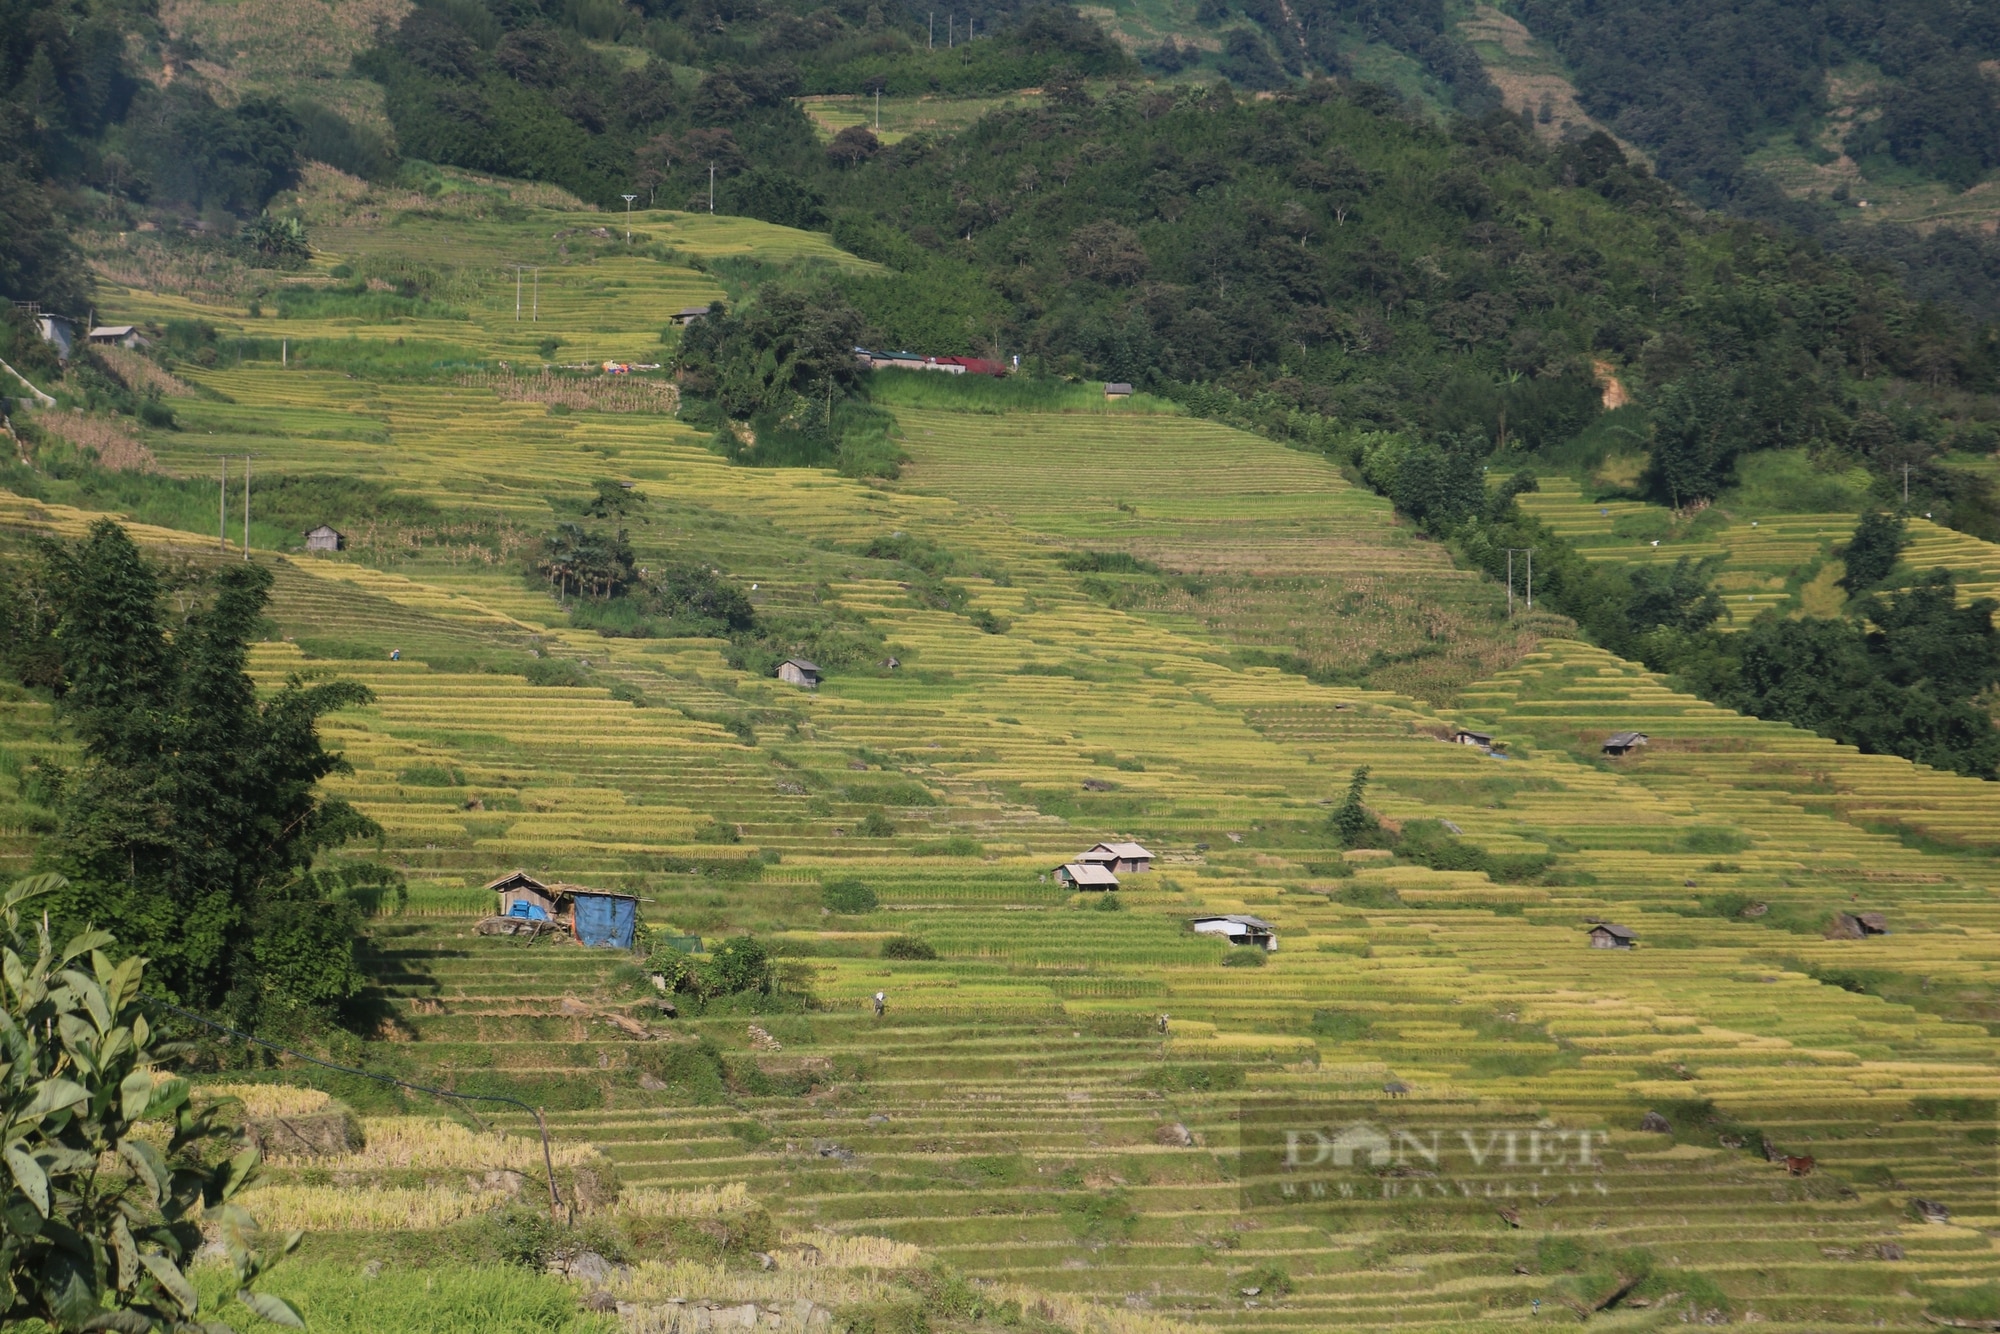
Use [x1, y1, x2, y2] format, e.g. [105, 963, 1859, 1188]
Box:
[3, 521, 379, 1026]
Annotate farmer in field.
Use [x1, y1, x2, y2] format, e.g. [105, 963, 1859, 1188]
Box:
[873, 991, 885, 1018]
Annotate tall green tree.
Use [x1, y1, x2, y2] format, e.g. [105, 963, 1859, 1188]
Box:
[27, 521, 376, 1024]
[1645, 374, 1741, 509]
[1838, 509, 1907, 593]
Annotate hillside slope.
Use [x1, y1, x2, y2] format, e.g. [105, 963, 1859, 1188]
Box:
[4, 195, 2000, 1329]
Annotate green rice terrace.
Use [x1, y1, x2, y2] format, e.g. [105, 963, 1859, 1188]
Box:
[8, 191, 2000, 1332]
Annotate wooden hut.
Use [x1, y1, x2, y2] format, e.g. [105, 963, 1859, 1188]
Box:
[304, 524, 347, 552]
[1054, 861, 1120, 890]
[1602, 731, 1649, 756]
[777, 658, 822, 688]
[1452, 729, 1493, 748]
[1587, 923, 1637, 949]
[1190, 914, 1277, 951]
[1079, 841, 1154, 873]
[487, 869, 557, 921]
[1103, 382, 1134, 399]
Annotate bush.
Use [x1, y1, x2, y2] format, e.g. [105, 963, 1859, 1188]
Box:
[820, 878, 878, 913]
[856, 809, 896, 837]
[1332, 766, 1392, 849]
[1142, 1063, 1246, 1092]
[1336, 882, 1403, 908]
[523, 657, 589, 687]
[1236, 1263, 1293, 1297]
[1310, 1009, 1372, 1039]
[1927, 1283, 2000, 1323]
[1221, 948, 1267, 967]
[0, 874, 301, 1331]
[881, 936, 937, 960]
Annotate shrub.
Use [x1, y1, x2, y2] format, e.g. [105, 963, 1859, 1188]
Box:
[1059, 550, 1164, 574]
[856, 809, 896, 837]
[1310, 1009, 1372, 1040]
[1927, 1284, 2000, 1322]
[1237, 1263, 1293, 1297]
[1142, 1064, 1246, 1092]
[1332, 766, 1392, 848]
[1221, 948, 1267, 967]
[881, 936, 937, 960]
[1090, 892, 1124, 912]
[1336, 882, 1403, 908]
[692, 817, 741, 844]
[0, 874, 302, 1331]
[398, 763, 463, 786]
[1680, 827, 1752, 854]
[523, 657, 589, 687]
[820, 879, 878, 913]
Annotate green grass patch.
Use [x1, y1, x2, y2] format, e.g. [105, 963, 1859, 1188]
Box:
[868, 369, 1182, 414]
[193, 1260, 615, 1333]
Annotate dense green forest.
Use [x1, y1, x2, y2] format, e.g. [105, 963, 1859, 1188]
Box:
[1510, 0, 2000, 321]
[1517, 0, 2000, 206]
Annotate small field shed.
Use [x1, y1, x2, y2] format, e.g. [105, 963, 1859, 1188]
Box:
[1602, 731, 1649, 756]
[1191, 914, 1277, 950]
[1452, 729, 1492, 748]
[488, 869, 557, 920]
[778, 658, 821, 688]
[1588, 923, 1637, 949]
[561, 886, 639, 949]
[1080, 841, 1153, 873]
[486, 871, 639, 947]
[304, 524, 347, 552]
[1055, 862, 1120, 890]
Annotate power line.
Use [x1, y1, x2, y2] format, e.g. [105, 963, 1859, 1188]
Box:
[155, 1002, 566, 1222]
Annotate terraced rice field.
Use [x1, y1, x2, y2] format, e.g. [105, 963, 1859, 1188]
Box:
[796, 92, 1045, 145]
[9, 204, 2000, 1329]
[94, 188, 874, 365]
[1516, 474, 2000, 623]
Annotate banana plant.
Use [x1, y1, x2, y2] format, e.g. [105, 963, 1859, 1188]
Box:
[0, 874, 302, 1332]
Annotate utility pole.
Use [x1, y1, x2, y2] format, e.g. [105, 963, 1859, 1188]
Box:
[1504, 548, 1534, 617]
[875, 88, 881, 131]
[532, 268, 538, 323]
[949, 12, 954, 46]
[708, 164, 715, 213]
[516, 266, 522, 320]
[242, 455, 250, 559]
[281, 337, 287, 368]
[621, 194, 637, 242]
[928, 10, 934, 48]
[1903, 462, 1912, 504]
[219, 456, 227, 550]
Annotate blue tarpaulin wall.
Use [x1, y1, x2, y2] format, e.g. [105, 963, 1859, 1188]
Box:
[507, 900, 548, 920]
[573, 893, 636, 949]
